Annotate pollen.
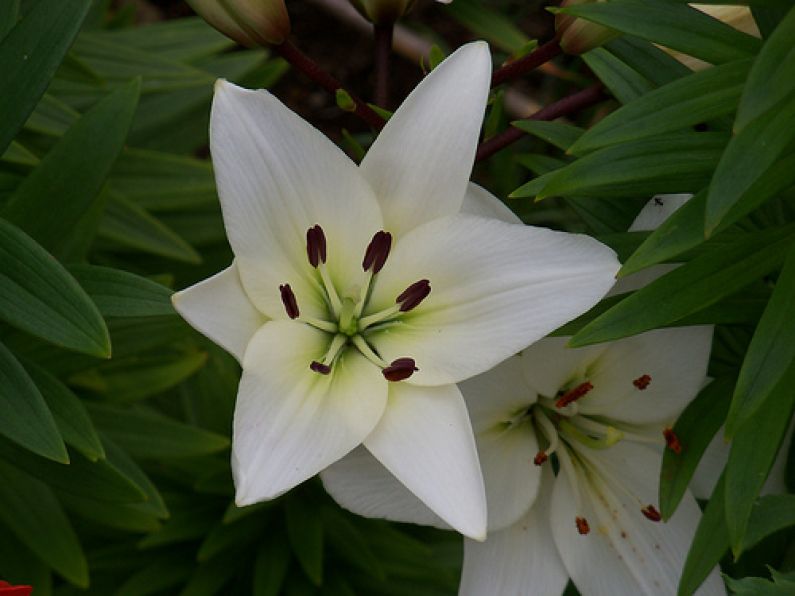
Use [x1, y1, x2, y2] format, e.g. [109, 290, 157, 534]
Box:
[310, 361, 331, 375]
[382, 357, 418, 382]
[663, 427, 682, 455]
[556, 381, 593, 408]
[633, 374, 651, 390]
[641, 505, 662, 522]
[533, 451, 548, 466]
[575, 516, 590, 535]
[279, 283, 300, 319]
[362, 230, 392, 274]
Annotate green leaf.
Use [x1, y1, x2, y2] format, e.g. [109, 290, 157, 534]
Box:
[0, 218, 110, 357]
[2, 79, 141, 255]
[725, 570, 795, 596]
[511, 121, 583, 151]
[443, 0, 530, 53]
[100, 435, 168, 518]
[0, 0, 18, 40]
[537, 133, 727, 199]
[570, 225, 795, 347]
[678, 474, 728, 596]
[582, 47, 654, 104]
[323, 507, 386, 581]
[0, 0, 90, 155]
[605, 36, 692, 88]
[197, 516, 269, 561]
[0, 459, 88, 586]
[557, 0, 761, 65]
[25, 362, 104, 462]
[253, 538, 291, 596]
[726, 243, 795, 437]
[115, 556, 194, 596]
[704, 92, 795, 234]
[660, 376, 733, 519]
[742, 494, 795, 552]
[87, 403, 229, 458]
[286, 495, 324, 586]
[725, 360, 795, 554]
[68, 264, 174, 318]
[570, 59, 751, 155]
[735, 6, 795, 131]
[0, 340, 66, 462]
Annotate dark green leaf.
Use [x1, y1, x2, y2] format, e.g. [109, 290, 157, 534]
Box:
[511, 121, 583, 151]
[115, 555, 194, 596]
[0, 0, 18, 40]
[742, 494, 795, 552]
[0, 0, 90, 154]
[443, 0, 530, 52]
[0, 340, 66, 461]
[0, 219, 110, 356]
[605, 36, 692, 87]
[197, 516, 268, 561]
[253, 538, 291, 596]
[68, 264, 174, 318]
[286, 495, 324, 586]
[582, 47, 654, 104]
[323, 507, 386, 581]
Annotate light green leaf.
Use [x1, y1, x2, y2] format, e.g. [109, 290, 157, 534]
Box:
[68, 264, 174, 318]
[0, 218, 110, 357]
[742, 494, 795, 552]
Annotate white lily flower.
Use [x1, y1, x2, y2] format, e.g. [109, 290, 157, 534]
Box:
[173, 41, 619, 540]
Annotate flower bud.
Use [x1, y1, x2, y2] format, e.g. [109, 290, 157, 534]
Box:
[187, 0, 290, 47]
[555, 0, 619, 56]
[348, 0, 416, 25]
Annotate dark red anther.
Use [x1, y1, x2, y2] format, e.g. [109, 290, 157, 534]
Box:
[306, 224, 327, 267]
[0, 581, 33, 596]
[641, 505, 662, 522]
[279, 283, 299, 319]
[556, 381, 594, 408]
[362, 230, 392, 274]
[382, 357, 418, 382]
[633, 374, 652, 390]
[575, 516, 590, 535]
[663, 427, 682, 455]
[396, 279, 431, 312]
[310, 361, 331, 375]
[534, 451, 548, 466]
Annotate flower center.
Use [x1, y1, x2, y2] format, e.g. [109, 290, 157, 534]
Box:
[278, 224, 430, 382]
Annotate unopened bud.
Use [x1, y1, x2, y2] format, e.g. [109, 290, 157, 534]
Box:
[187, 0, 290, 47]
[554, 0, 619, 56]
[348, 0, 415, 25]
[336, 89, 356, 113]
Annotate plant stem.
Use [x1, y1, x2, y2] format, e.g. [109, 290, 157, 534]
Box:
[475, 83, 606, 162]
[373, 23, 394, 108]
[274, 40, 386, 130]
[491, 38, 563, 88]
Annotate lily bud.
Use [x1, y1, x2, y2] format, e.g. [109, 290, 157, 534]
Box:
[187, 0, 290, 47]
[555, 0, 619, 56]
[348, 0, 416, 25]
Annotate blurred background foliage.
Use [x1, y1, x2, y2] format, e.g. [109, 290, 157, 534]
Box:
[0, 0, 794, 594]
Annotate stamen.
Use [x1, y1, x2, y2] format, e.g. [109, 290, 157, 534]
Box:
[633, 374, 652, 390]
[641, 505, 662, 522]
[351, 335, 388, 368]
[362, 230, 392, 274]
[396, 279, 431, 312]
[279, 283, 299, 319]
[532, 407, 560, 457]
[309, 334, 348, 375]
[559, 419, 623, 450]
[663, 428, 682, 455]
[556, 381, 593, 408]
[310, 361, 331, 375]
[306, 224, 327, 267]
[534, 451, 548, 466]
[382, 358, 418, 382]
[575, 516, 591, 535]
[358, 304, 401, 330]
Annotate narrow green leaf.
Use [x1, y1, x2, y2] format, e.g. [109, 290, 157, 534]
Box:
[537, 133, 726, 199]
[116, 556, 194, 596]
[605, 36, 692, 87]
[557, 0, 761, 65]
[138, 502, 218, 548]
[2, 79, 141, 254]
[742, 494, 795, 552]
[322, 507, 386, 581]
[68, 264, 174, 318]
[570, 59, 751, 155]
[443, 0, 530, 52]
[286, 495, 324, 586]
[725, 360, 795, 554]
[726, 243, 795, 437]
[511, 121, 584, 151]
[678, 474, 728, 596]
[751, 4, 792, 39]
[582, 47, 655, 104]
[660, 376, 733, 519]
[0, 459, 88, 586]
[735, 6, 795, 131]
[253, 538, 291, 596]
[0, 219, 110, 357]
[571, 225, 795, 347]
[0, 0, 18, 39]
[0, 340, 66, 462]
[87, 403, 229, 458]
[197, 516, 268, 561]
[0, 0, 90, 154]
[25, 362, 104, 462]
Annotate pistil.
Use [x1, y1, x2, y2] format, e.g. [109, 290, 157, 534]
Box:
[559, 419, 623, 450]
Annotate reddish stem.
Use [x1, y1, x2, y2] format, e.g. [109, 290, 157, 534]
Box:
[475, 83, 606, 162]
[373, 23, 394, 108]
[491, 38, 563, 88]
[275, 40, 386, 130]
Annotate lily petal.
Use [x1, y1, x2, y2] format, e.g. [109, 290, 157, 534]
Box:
[367, 214, 619, 385]
[172, 262, 266, 362]
[461, 183, 521, 224]
[461, 467, 568, 596]
[519, 336, 608, 400]
[629, 194, 692, 232]
[577, 327, 713, 424]
[364, 382, 487, 540]
[320, 446, 448, 530]
[233, 321, 387, 504]
[210, 80, 383, 320]
[360, 42, 492, 237]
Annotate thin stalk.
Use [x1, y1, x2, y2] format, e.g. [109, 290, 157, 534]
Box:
[491, 38, 563, 88]
[373, 23, 394, 108]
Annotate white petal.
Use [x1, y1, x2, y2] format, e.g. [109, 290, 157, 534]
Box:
[360, 42, 492, 237]
[460, 467, 568, 596]
[233, 321, 387, 504]
[210, 80, 383, 320]
[552, 443, 725, 596]
[519, 336, 608, 399]
[320, 446, 448, 530]
[363, 382, 487, 539]
[460, 183, 521, 224]
[172, 262, 266, 362]
[460, 356, 543, 530]
[367, 214, 619, 385]
[577, 326, 713, 424]
[629, 194, 692, 232]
